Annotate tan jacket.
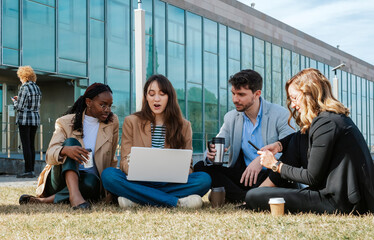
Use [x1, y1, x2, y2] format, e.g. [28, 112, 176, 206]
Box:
[120, 114, 192, 175]
[36, 112, 119, 197]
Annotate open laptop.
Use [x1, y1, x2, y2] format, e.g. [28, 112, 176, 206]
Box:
[127, 147, 192, 183]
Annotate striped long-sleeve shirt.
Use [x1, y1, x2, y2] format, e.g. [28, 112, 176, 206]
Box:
[13, 81, 42, 126]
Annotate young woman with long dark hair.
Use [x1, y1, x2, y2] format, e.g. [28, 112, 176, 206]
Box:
[102, 74, 211, 208]
[19, 83, 119, 210]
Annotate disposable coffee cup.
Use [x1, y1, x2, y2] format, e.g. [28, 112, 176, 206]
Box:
[268, 198, 285, 216]
[208, 137, 225, 165]
[83, 149, 93, 168]
[210, 187, 225, 208]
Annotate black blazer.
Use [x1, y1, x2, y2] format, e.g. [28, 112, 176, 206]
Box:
[280, 111, 374, 213]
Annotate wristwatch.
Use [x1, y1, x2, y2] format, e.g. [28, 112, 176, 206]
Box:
[271, 161, 282, 172]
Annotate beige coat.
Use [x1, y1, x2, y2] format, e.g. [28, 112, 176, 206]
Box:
[120, 114, 193, 175]
[36, 112, 119, 197]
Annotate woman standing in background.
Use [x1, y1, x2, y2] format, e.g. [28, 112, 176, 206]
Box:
[13, 66, 42, 178]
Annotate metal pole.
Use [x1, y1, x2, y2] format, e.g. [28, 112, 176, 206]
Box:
[134, 0, 146, 111]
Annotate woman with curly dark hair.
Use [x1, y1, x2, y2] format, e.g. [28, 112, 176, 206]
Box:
[19, 83, 119, 210]
[102, 74, 211, 209]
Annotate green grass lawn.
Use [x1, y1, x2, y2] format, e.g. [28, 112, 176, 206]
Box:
[1, 186, 373, 239]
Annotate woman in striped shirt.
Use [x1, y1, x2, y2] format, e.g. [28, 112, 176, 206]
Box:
[102, 74, 211, 209]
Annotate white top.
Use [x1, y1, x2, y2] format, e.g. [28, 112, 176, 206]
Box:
[79, 115, 100, 176]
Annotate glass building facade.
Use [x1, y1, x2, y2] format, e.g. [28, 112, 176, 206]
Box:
[1, 0, 373, 155]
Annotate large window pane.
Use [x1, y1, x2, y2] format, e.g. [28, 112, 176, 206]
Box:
[23, 0, 55, 71]
[351, 75, 357, 124]
[291, 52, 300, 76]
[204, 18, 217, 54]
[90, 0, 104, 21]
[167, 42, 185, 114]
[107, 68, 131, 125]
[167, 5, 185, 115]
[188, 83, 203, 153]
[3, 0, 19, 49]
[89, 20, 104, 83]
[219, 24, 227, 89]
[154, 0, 166, 75]
[107, 0, 130, 70]
[282, 48, 291, 106]
[204, 52, 218, 141]
[272, 45, 281, 105]
[186, 12, 202, 84]
[58, 0, 86, 62]
[265, 42, 272, 102]
[3, 48, 19, 66]
[357, 77, 362, 130]
[254, 37, 264, 79]
[228, 59, 240, 110]
[167, 5, 184, 44]
[342, 71, 348, 107]
[241, 33, 253, 69]
[228, 28, 240, 61]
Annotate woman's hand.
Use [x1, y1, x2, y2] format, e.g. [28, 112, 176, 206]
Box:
[258, 150, 278, 169]
[260, 141, 282, 155]
[60, 146, 89, 164]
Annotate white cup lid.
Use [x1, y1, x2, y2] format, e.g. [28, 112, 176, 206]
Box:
[268, 197, 285, 204]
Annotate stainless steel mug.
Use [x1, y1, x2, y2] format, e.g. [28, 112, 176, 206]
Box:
[210, 187, 226, 208]
[208, 137, 225, 165]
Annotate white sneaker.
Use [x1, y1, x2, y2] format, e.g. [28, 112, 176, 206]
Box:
[118, 197, 137, 208]
[178, 195, 203, 209]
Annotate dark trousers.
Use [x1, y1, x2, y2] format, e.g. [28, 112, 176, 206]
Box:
[44, 138, 101, 203]
[194, 151, 269, 203]
[245, 187, 339, 214]
[19, 125, 38, 173]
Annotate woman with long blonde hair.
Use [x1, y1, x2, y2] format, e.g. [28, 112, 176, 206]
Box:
[245, 68, 374, 214]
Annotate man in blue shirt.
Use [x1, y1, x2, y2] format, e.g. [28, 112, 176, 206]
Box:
[194, 69, 294, 203]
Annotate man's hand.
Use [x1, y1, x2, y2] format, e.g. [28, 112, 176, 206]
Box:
[60, 146, 89, 164]
[240, 156, 262, 187]
[206, 143, 228, 163]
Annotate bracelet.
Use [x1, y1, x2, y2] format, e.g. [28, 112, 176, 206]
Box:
[276, 141, 283, 152]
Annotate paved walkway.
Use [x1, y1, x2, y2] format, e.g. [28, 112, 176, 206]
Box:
[0, 175, 38, 187]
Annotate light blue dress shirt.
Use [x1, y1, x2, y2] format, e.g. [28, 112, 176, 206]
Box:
[241, 99, 265, 167]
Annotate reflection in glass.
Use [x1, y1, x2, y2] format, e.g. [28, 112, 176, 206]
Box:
[188, 83, 203, 153]
[167, 5, 184, 44]
[23, 0, 55, 71]
[241, 33, 252, 69]
[58, 0, 87, 62]
[3, 0, 19, 49]
[90, 19, 104, 83]
[107, 68, 131, 125]
[90, 0, 104, 21]
[228, 28, 240, 60]
[219, 24, 227, 89]
[204, 51, 218, 142]
[282, 49, 291, 106]
[204, 18, 217, 54]
[292, 52, 300, 76]
[107, 0, 130, 70]
[186, 12, 202, 84]
[265, 42, 272, 102]
[154, 0, 166, 75]
[272, 45, 281, 105]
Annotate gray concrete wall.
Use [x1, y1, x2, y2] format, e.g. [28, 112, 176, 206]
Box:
[164, 0, 374, 81]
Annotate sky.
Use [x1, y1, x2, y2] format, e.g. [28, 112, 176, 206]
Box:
[238, 0, 374, 65]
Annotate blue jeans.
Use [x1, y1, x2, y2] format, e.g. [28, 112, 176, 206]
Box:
[101, 167, 211, 207]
